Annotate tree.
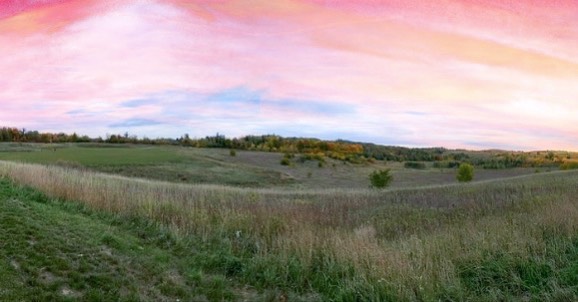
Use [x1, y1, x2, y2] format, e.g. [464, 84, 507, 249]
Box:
[457, 163, 474, 182]
[69, 132, 79, 143]
[369, 169, 392, 189]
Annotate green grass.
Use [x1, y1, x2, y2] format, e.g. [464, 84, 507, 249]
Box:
[2, 143, 578, 300]
[0, 179, 249, 301]
[0, 177, 350, 301]
[0, 144, 179, 166]
[0, 144, 292, 188]
[3, 160, 578, 300]
[0, 143, 547, 190]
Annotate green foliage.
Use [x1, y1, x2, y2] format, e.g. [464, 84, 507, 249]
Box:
[457, 163, 474, 182]
[369, 169, 393, 188]
[404, 161, 427, 169]
[280, 153, 293, 166]
[298, 153, 326, 163]
[458, 254, 555, 296]
[433, 161, 460, 169]
[280, 157, 291, 166]
[560, 161, 578, 170]
[229, 149, 236, 157]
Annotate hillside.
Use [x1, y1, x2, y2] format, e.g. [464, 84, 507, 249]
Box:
[2, 160, 578, 300]
[0, 143, 555, 190]
[2, 127, 577, 170]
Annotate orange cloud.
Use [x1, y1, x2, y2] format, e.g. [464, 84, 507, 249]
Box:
[2, 0, 578, 150]
[0, 0, 121, 35]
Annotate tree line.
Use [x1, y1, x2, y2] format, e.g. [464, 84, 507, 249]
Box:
[0, 127, 91, 143]
[1, 126, 575, 168]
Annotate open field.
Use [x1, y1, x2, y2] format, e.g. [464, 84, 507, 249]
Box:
[0, 144, 293, 188]
[0, 143, 551, 190]
[2, 155, 578, 300]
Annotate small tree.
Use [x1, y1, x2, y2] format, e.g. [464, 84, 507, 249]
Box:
[457, 163, 474, 182]
[369, 169, 392, 189]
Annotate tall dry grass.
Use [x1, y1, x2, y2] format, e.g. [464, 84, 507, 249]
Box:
[2, 160, 578, 299]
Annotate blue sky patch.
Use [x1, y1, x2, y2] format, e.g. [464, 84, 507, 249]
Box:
[110, 118, 163, 128]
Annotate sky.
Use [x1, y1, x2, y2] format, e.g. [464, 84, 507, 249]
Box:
[1, 0, 577, 150]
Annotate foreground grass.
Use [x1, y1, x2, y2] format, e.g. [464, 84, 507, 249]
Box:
[3, 161, 578, 300]
[0, 179, 255, 301]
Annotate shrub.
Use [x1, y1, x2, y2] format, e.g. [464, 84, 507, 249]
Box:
[299, 153, 325, 163]
[229, 149, 236, 157]
[369, 169, 392, 189]
[560, 161, 578, 170]
[457, 163, 474, 182]
[404, 162, 426, 169]
[280, 158, 291, 166]
[433, 161, 460, 169]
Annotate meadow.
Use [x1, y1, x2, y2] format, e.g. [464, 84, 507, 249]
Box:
[1, 143, 577, 301]
[0, 143, 547, 189]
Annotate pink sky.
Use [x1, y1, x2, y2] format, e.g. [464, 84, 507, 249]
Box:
[1, 0, 577, 150]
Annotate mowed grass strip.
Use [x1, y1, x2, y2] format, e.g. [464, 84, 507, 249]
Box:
[0, 145, 182, 166]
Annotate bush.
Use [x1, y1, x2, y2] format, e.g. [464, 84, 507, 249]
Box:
[404, 162, 426, 169]
[457, 163, 474, 182]
[369, 169, 392, 189]
[229, 149, 236, 157]
[560, 161, 578, 170]
[280, 158, 291, 166]
[433, 161, 460, 169]
[299, 153, 325, 163]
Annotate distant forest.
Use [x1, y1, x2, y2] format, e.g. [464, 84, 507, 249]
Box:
[1, 126, 576, 169]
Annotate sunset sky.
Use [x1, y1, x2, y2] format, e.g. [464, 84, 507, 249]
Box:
[1, 0, 577, 150]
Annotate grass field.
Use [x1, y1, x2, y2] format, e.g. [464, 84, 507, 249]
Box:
[0, 144, 293, 188]
[2, 149, 578, 300]
[0, 143, 547, 190]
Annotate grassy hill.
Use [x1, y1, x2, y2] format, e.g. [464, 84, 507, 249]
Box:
[0, 143, 550, 190]
[2, 155, 578, 300]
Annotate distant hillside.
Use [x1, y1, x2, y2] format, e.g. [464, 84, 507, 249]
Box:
[2, 126, 577, 169]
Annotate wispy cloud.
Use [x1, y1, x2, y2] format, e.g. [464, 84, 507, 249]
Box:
[121, 98, 160, 108]
[110, 118, 163, 128]
[1, 0, 578, 150]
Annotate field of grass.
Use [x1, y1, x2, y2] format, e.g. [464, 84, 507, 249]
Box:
[2, 156, 578, 300]
[0, 179, 228, 301]
[0, 143, 547, 190]
[0, 144, 293, 188]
